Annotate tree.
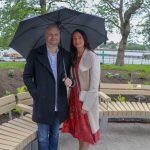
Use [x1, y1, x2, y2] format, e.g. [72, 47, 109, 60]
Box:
[96, 0, 144, 65]
[0, 0, 38, 49]
[0, 0, 87, 49]
[55, 0, 87, 11]
[141, 0, 150, 45]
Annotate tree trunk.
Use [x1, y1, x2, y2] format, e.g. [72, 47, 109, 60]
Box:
[116, 21, 130, 65]
[115, 36, 128, 65]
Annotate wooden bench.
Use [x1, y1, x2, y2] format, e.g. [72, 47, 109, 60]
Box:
[99, 83, 150, 133]
[16, 92, 33, 115]
[0, 94, 37, 150]
[1, 85, 149, 148]
[0, 94, 16, 120]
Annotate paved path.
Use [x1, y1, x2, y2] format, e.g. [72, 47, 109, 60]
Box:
[59, 123, 150, 150]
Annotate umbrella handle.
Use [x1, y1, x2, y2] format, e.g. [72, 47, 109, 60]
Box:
[63, 58, 67, 78]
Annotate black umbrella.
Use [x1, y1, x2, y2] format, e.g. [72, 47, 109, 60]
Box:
[10, 7, 107, 58]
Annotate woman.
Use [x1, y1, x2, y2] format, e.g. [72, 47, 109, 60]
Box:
[62, 29, 100, 150]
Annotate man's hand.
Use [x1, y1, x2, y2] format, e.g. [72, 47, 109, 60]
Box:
[64, 78, 72, 87]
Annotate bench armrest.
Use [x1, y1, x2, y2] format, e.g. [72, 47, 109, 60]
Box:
[17, 103, 33, 114]
[99, 91, 111, 102]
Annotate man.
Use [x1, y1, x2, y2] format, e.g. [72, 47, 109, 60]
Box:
[23, 24, 72, 150]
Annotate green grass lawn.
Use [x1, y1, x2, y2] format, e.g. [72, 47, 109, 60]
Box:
[0, 62, 150, 73]
[101, 64, 150, 73]
[0, 62, 25, 69]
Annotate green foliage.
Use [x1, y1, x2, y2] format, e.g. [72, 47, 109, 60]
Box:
[7, 69, 15, 78]
[13, 105, 21, 115]
[0, 0, 88, 49]
[105, 72, 113, 78]
[138, 72, 148, 79]
[114, 95, 126, 102]
[95, 0, 120, 32]
[60, 0, 87, 11]
[95, 0, 145, 65]
[17, 86, 27, 93]
[126, 43, 147, 50]
[101, 41, 118, 49]
[144, 81, 150, 85]
[4, 90, 12, 96]
[0, 0, 38, 49]
[140, 0, 150, 45]
[119, 73, 129, 80]
[127, 80, 132, 84]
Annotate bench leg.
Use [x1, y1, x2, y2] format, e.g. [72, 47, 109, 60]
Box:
[20, 110, 24, 118]
[31, 139, 38, 150]
[22, 139, 38, 150]
[23, 143, 31, 150]
[8, 111, 12, 120]
[100, 117, 108, 133]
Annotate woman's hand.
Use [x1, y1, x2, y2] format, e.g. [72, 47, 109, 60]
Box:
[63, 78, 72, 87]
[81, 109, 88, 114]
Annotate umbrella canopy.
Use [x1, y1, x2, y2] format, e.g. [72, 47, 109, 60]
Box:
[10, 7, 107, 58]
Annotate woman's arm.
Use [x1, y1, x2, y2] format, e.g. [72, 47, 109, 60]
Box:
[82, 54, 100, 111]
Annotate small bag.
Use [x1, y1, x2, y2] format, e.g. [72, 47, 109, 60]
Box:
[73, 67, 87, 102]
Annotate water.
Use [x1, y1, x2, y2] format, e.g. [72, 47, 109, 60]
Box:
[95, 50, 150, 64]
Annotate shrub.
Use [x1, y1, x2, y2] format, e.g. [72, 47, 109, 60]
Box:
[4, 90, 12, 96]
[138, 72, 148, 79]
[7, 69, 15, 78]
[105, 72, 113, 78]
[13, 105, 21, 115]
[17, 85, 27, 93]
[114, 95, 126, 102]
[119, 73, 129, 80]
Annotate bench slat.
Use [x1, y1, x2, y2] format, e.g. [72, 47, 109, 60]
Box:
[101, 102, 118, 116]
[0, 129, 24, 140]
[21, 116, 36, 124]
[125, 102, 136, 116]
[0, 143, 15, 150]
[13, 118, 37, 128]
[110, 102, 125, 116]
[120, 102, 132, 115]
[0, 103, 16, 115]
[2, 123, 32, 134]
[141, 103, 150, 115]
[101, 89, 150, 96]
[0, 139, 18, 147]
[99, 105, 109, 116]
[115, 102, 127, 116]
[147, 103, 150, 110]
[131, 102, 142, 115]
[16, 92, 31, 100]
[0, 95, 16, 107]
[136, 102, 146, 116]
[0, 135, 21, 143]
[107, 102, 121, 116]
[8, 120, 36, 131]
[0, 126, 29, 136]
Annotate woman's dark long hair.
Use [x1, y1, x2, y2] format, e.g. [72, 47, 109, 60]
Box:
[70, 29, 91, 66]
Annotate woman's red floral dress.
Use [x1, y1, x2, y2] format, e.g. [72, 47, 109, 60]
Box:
[61, 56, 100, 144]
